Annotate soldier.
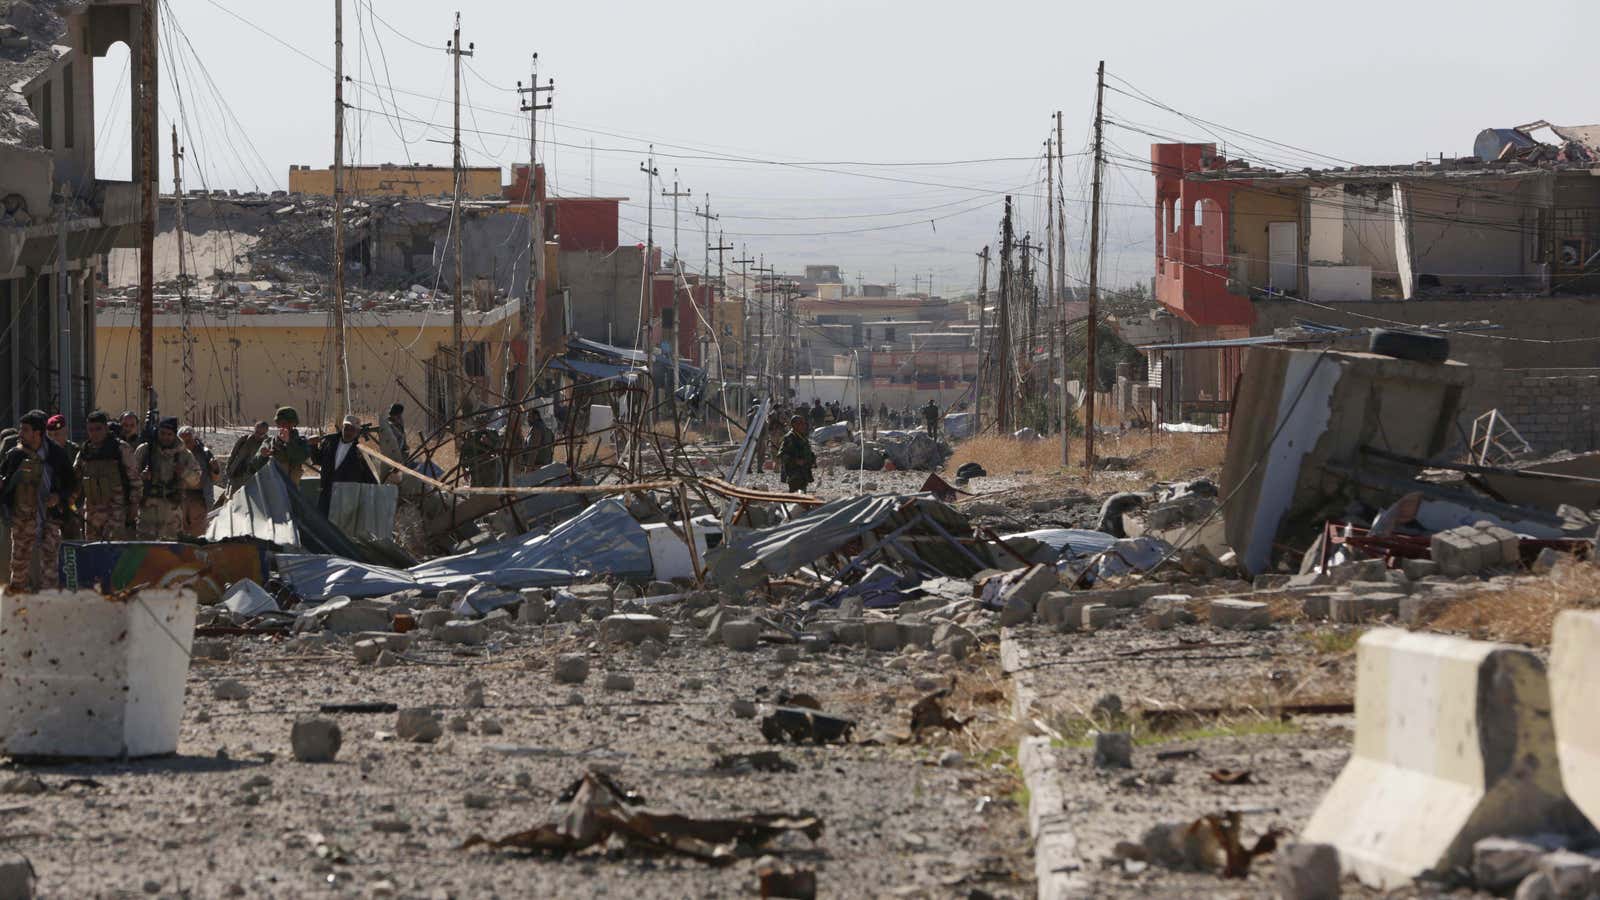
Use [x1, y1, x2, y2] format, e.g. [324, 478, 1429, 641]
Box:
[528, 410, 556, 468]
[178, 426, 220, 537]
[226, 420, 269, 489]
[776, 414, 816, 493]
[377, 403, 409, 481]
[923, 398, 941, 438]
[0, 410, 75, 591]
[45, 414, 82, 539]
[134, 417, 201, 540]
[257, 406, 312, 483]
[76, 410, 142, 541]
[118, 410, 143, 448]
[459, 417, 501, 486]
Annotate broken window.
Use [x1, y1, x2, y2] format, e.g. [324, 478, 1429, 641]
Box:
[463, 341, 487, 378]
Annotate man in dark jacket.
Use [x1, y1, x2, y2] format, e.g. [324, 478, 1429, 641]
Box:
[0, 410, 76, 591]
[777, 414, 816, 493]
[315, 414, 377, 517]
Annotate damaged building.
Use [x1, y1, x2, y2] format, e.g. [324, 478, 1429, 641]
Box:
[1132, 124, 1600, 453]
[1, 0, 147, 422]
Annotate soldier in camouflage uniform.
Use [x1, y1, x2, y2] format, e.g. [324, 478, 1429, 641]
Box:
[75, 410, 142, 540]
[459, 417, 502, 486]
[776, 414, 816, 493]
[0, 410, 76, 591]
[255, 406, 313, 484]
[134, 417, 201, 541]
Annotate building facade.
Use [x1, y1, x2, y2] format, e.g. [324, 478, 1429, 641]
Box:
[288, 163, 503, 199]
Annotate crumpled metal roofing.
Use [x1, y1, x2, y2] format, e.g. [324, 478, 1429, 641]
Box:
[407, 497, 653, 590]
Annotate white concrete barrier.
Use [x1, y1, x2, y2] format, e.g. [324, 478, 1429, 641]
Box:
[1302, 628, 1581, 890]
[1551, 610, 1600, 828]
[0, 589, 196, 758]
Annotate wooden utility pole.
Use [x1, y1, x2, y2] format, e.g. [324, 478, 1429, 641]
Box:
[1056, 110, 1070, 467]
[1045, 135, 1056, 439]
[1019, 232, 1035, 404]
[997, 197, 1014, 433]
[974, 245, 990, 433]
[331, 0, 350, 418]
[137, 0, 157, 409]
[171, 127, 192, 426]
[635, 148, 657, 360]
[446, 14, 473, 406]
[518, 55, 553, 384]
[1085, 61, 1106, 471]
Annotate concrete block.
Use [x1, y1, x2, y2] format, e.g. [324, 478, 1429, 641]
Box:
[1478, 524, 1520, 567]
[897, 621, 935, 649]
[1036, 591, 1077, 628]
[1288, 571, 1330, 589]
[721, 620, 762, 652]
[1349, 580, 1407, 597]
[1302, 629, 1582, 890]
[598, 613, 670, 645]
[1551, 611, 1600, 829]
[1401, 558, 1439, 580]
[1474, 837, 1549, 893]
[1538, 850, 1597, 898]
[1080, 604, 1121, 630]
[1086, 583, 1170, 609]
[0, 853, 35, 900]
[1209, 598, 1270, 630]
[999, 593, 1033, 627]
[1361, 592, 1403, 620]
[1300, 593, 1338, 621]
[864, 620, 901, 652]
[0, 589, 197, 759]
[1530, 547, 1563, 576]
[1002, 564, 1057, 610]
[1431, 529, 1483, 578]
[1470, 529, 1508, 568]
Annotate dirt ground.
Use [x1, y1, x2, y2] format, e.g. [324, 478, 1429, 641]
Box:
[2, 612, 1032, 898]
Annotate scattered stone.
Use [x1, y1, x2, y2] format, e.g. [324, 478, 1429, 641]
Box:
[1514, 872, 1554, 900]
[375, 649, 400, 668]
[0, 775, 45, 796]
[212, 679, 251, 701]
[682, 677, 705, 691]
[999, 593, 1033, 627]
[603, 673, 635, 692]
[290, 719, 342, 763]
[553, 654, 590, 684]
[938, 749, 965, 768]
[1530, 547, 1564, 576]
[477, 718, 503, 736]
[722, 620, 761, 652]
[1475, 837, 1553, 893]
[865, 620, 901, 651]
[565, 692, 585, 706]
[637, 639, 665, 665]
[897, 621, 934, 649]
[352, 639, 384, 665]
[191, 639, 230, 661]
[435, 620, 488, 645]
[1208, 598, 1271, 630]
[1276, 842, 1340, 900]
[463, 680, 486, 709]
[371, 819, 412, 834]
[517, 589, 549, 624]
[1081, 604, 1123, 630]
[446, 716, 470, 734]
[775, 646, 801, 664]
[731, 699, 758, 719]
[395, 709, 443, 744]
[1253, 574, 1291, 592]
[0, 854, 34, 899]
[415, 608, 453, 630]
[1093, 731, 1134, 769]
[463, 792, 493, 810]
[1401, 558, 1440, 580]
[645, 580, 676, 597]
[1537, 850, 1595, 897]
[599, 613, 671, 645]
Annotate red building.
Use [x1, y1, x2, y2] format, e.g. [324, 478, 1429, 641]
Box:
[505, 164, 624, 252]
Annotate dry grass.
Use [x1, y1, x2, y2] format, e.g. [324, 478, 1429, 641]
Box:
[1424, 558, 1600, 646]
[947, 432, 1228, 483]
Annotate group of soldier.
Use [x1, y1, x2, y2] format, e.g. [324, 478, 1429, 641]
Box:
[0, 400, 421, 594]
[772, 396, 945, 494]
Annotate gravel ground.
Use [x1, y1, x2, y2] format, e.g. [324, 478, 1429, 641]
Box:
[2, 608, 1032, 898]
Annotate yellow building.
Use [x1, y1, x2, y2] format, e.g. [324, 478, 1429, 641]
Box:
[288, 163, 503, 199]
[95, 301, 524, 431]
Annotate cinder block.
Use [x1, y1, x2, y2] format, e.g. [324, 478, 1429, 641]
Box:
[1431, 528, 1482, 577]
[1399, 594, 1459, 627]
[1080, 603, 1123, 630]
[1085, 583, 1170, 609]
[1329, 594, 1374, 624]
[1361, 592, 1404, 620]
[1301, 593, 1337, 621]
[1253, 574, 1291, 592]
[1551, 611, 1600, 829]
[1401, 558, 1439, 580]
[1477, 524, 1520, 567]
[1302, 629, 1583, 890]
[1349, 580, 1409, 597]
[1209, 598, 1271, 630]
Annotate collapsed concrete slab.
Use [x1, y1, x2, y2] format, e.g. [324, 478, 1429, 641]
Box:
[1301, 629, 1582, 890]
[1221, 347, 1469, 575]
[1550, 610, 1600, 829]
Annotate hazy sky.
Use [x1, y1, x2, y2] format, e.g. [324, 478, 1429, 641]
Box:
[94, 0, 1600, 294]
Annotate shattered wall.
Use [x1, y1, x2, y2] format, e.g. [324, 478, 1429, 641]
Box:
[561, 245, 646, 347]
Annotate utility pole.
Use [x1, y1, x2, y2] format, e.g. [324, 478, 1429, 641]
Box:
[635, 148, 657, 360]
[753, 258, 774, 394]
[1019, 232, 1035, 407]
[331, 0, 350, 418]
[661, 173, 691, 407]
[137, 0, 157, 410]
[693, 196, 719, 374]
[734, 249, 754, 392]
[1085, 61, 1106, 471]
[171, 127, 192, 426]
[1045, 135, 1056, 439]
[974, 245, 990, 433]
[1056, 110, 1070, 467]
[518, 55, 553, 385]
[997, 197, 1014, 433]
[446, 13, 473, 407]
[55, 183, 70, 426]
